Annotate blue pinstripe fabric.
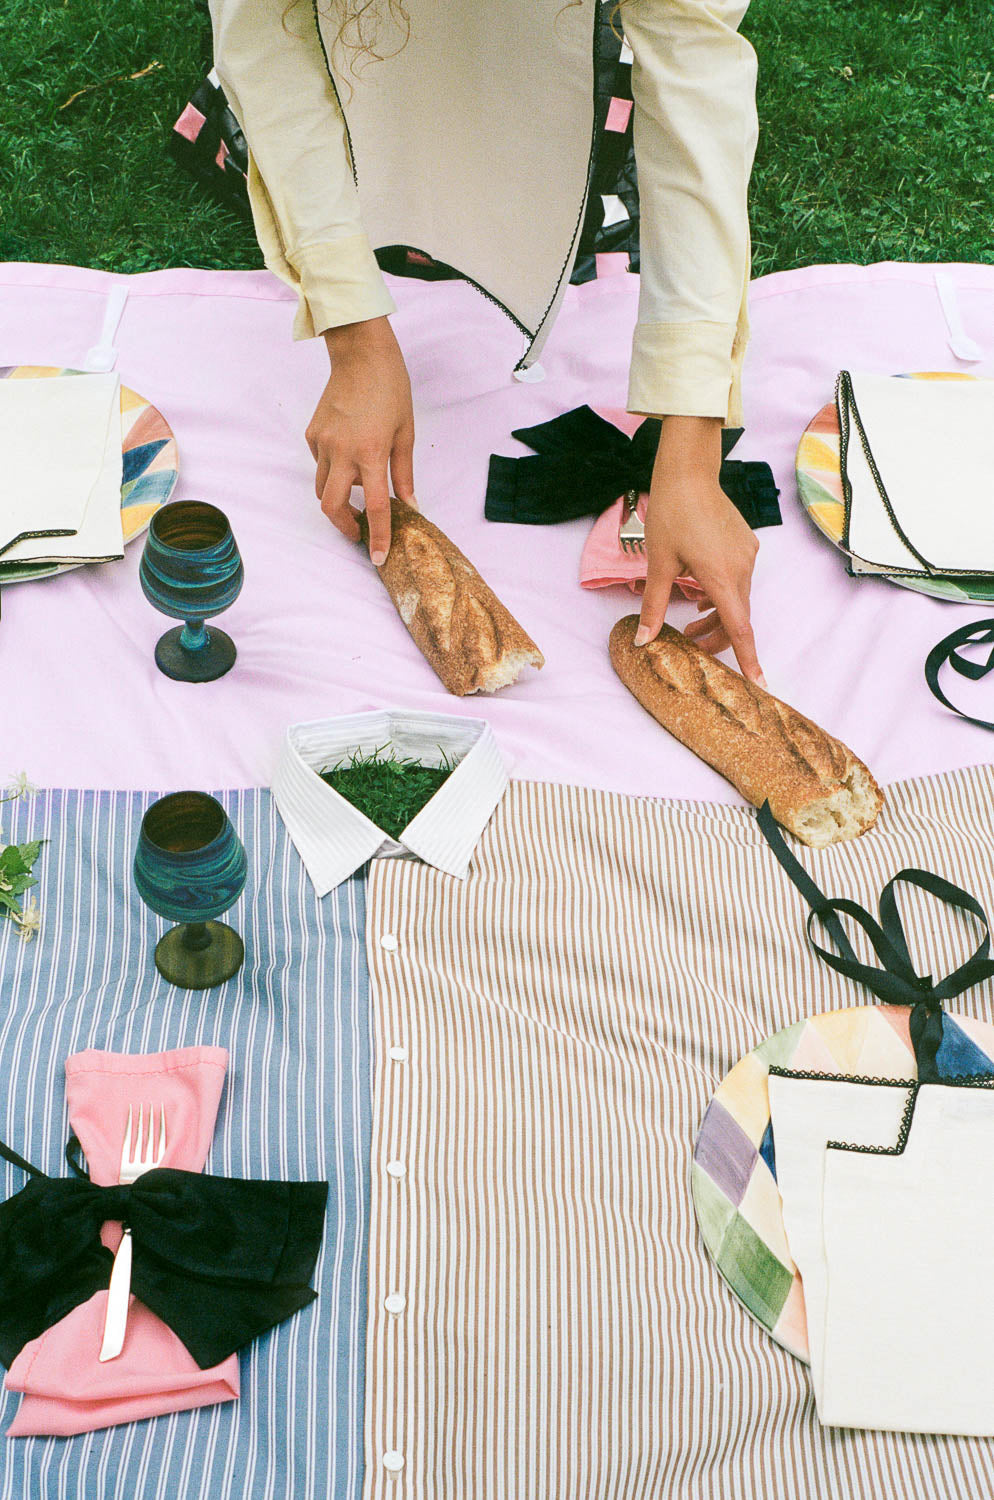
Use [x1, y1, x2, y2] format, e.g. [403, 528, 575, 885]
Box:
[0, 788, 370, 1500]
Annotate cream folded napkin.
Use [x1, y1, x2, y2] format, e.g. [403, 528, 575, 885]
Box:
[820, 1082, 994, 1435]
[838, 371, 994, 577]
[0, 373, 124, 564]
[767, 1072, 910, 1412]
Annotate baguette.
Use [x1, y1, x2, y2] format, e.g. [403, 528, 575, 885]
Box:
[361, 496, 544, 695]
[609, 616, 882, 847]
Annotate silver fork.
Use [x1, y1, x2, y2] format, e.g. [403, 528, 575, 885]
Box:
[618, 488, 645, 554]
[98, 1104, 167, 1362]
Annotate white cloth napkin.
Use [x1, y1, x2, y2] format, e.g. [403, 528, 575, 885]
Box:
[839, 371, 994, 576]
[820, 1082, 994, 1435]
[767, 1073, 910, 1411]
[0, 373, 124, 564]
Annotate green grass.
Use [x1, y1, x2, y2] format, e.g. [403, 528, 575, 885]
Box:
[0, 0, 258, 271]
[744, 0, 994, 275]
[319, 748, 453, 840]
[1, 0, 993, 275]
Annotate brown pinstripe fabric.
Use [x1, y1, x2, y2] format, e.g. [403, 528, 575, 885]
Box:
[363, 767, 994, 1499]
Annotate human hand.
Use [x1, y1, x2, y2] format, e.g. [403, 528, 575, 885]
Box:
[305, 315, 416, 565]
[635, 415, 765, 685]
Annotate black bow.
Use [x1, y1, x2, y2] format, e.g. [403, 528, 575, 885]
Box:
[756, 802, 994, 1081]
[485, 405, 781, 528]
[925, 617, 994, 731]
[0, 1140, 327, 1370]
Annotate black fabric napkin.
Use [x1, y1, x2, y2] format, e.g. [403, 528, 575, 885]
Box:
[485, 405, 781, 529]
[0, 1138, 328, 1371]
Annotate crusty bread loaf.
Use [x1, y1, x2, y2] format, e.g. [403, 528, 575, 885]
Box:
[361, 496, 544, 696]
[609, 615, 882, 847]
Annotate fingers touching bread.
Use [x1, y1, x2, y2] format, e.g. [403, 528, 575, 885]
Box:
[609, 616, 882, 847]
[360, 496, 544, 696]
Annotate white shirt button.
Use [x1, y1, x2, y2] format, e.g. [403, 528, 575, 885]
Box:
[380, 934, 399, 952]
[384, 1293, 406, 1315]
[386, 1159, 406, 1178]
[382, 1450, 405, 1473]
[388, 1045, 407, 1062]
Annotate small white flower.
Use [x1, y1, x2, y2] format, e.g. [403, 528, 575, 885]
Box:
[0, 872, 11, 894]
[6, 772, 37, 799]
[14, 897, 41, 942]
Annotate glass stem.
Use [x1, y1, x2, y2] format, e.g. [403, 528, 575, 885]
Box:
[180, 620, 209, 652]
[181, 921, 212, 952]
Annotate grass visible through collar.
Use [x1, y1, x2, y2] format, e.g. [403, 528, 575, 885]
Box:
[318, 746, 454, 842]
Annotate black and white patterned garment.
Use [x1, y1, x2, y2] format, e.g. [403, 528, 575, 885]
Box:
[171, 8, 639, 286]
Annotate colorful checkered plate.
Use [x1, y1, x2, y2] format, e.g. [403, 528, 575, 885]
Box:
[795, 370, 994, 606]
[693, 1004, 994, 1361]
[0, 365, 178, 585]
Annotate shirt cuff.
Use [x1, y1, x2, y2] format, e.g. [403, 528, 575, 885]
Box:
[287, 236, 397, 340]
[627, 320, 742, 427]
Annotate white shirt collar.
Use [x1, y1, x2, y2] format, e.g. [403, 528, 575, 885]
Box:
[271, 710, 508, 895]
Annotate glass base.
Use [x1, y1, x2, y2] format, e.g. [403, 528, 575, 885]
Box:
[154, 625, 236, 682]
[154, 921, 244, 989]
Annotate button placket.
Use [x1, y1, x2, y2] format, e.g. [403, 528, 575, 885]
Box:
[377, 912, 413, 1485]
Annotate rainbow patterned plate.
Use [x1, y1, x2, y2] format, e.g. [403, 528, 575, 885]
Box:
[795, 371, 994, 605]
[693, 1004, 994, 1361]
[0, 365, 178, 586]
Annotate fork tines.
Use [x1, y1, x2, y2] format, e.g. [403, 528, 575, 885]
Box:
[120, 1103, 167, 1178]
[618, 488, 646, 555]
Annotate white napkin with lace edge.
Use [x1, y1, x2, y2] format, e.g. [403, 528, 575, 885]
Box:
[0, 373, 123, 564]
[821, 1082, 994, 1435]
[770, 1072, 994, 1435]
[840, 372, 994, 577]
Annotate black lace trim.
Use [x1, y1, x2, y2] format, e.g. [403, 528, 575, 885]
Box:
[768, 1064, 994, 1156]
[311, 1, 358, 193]
[512, 4, 604, 370]
[767, 1067, 913, 1087]
[828, 1084, 920, 1157]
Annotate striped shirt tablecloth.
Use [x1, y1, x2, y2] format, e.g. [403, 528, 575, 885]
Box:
[0, 789, 370, 1500]
[363, 767, 994, 1499]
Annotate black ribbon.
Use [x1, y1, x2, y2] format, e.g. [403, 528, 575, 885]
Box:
[925, 617, 994, 731]
[0, 1140, 327, 1371]
[756, 801, 994, 1082]
[485, 405, 781, 529]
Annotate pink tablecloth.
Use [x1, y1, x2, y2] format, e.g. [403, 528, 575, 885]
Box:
[3, 258, 993, 798]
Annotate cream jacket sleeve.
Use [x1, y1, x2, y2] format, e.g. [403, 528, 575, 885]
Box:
[623, 0, 758, 426]
[208, 0, 395, 339]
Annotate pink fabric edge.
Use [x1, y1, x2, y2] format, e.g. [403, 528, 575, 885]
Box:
[2, 258, 993, 310]
[7, 1326, 239, 1402]
[5, 1377, 239, 1438]
[745, 260, 994, 302]
[65, 1045, 229, 1078]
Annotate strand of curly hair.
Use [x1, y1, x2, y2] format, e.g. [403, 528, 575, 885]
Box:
[285, 1, 628, 74]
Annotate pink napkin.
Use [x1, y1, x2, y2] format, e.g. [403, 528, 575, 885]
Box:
[5, 1046, 240, 1437]
[578, 407, 704, 599]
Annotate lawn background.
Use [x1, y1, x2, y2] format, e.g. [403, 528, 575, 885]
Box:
[1, 0, 992, 276]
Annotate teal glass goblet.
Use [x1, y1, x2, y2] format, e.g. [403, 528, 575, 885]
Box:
[134, 791, 248, 990]
[139, 501, 244, 682]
